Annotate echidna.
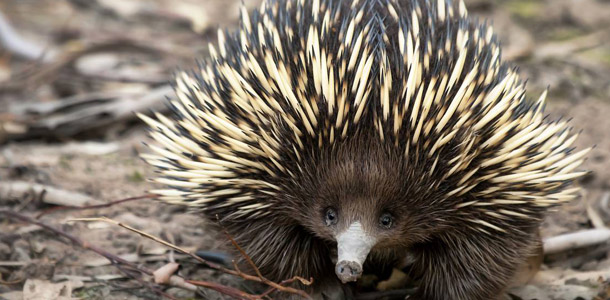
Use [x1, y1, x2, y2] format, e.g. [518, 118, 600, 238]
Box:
[139, 0, 590, 299]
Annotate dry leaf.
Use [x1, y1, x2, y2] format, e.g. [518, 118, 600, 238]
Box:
[22, 279, 75, 300]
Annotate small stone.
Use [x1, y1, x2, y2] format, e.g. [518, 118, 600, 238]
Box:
[0, 242, 11, 260]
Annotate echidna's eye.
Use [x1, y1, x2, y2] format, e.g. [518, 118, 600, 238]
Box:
[324, 207, 338, 226]
[379, 213, 393, 229]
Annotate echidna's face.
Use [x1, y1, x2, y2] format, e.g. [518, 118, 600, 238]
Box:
[308, 196, 429, 283]
[292, 141, 434, 283]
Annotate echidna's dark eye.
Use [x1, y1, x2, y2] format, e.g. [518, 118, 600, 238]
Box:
[324, 208, 338, 226]
[379, 213, 393, 229]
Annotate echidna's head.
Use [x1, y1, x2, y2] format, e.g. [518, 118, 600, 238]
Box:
[286, 137, 444, 283]
[140, 0, 589, 285]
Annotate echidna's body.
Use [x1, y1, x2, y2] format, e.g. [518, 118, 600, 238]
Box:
[140, 0, 590, 299]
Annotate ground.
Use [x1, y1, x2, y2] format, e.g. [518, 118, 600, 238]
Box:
[0, 0, 610, 299]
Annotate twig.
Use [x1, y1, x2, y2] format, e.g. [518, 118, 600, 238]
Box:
[543, 228, 610, 255]
[224, 230, 266, 279]
[69, 217, 227, 269]
[223, 229, 313, 298]
[259, 276, 316, 298]
[36, 194, 153, 219]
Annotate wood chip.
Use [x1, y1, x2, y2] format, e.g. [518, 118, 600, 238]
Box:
[153, 262, 179, 284]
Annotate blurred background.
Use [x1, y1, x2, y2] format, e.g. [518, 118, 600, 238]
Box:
[0, 0, 609, 299]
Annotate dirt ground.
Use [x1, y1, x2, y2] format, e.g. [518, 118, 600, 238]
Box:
[0, 0, 609, 299]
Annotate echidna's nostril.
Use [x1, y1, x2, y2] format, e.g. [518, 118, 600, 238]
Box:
[335, 260, 363, 283]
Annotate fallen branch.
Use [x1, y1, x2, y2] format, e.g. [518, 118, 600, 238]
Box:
[543, 228, 610, 255]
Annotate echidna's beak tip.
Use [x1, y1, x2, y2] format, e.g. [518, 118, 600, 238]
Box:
[335, 260, 363, 283]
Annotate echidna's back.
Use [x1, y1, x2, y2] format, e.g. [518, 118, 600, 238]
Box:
[140, 0, 588, 235]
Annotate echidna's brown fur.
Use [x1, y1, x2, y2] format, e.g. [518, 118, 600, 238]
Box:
[139, 0, 590, 299]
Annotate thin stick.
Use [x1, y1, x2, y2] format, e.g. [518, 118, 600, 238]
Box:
[223, 229, 313, 298]
[36, 194, 153, 219]
[69, 217, 228, 271]
[259, 276, 315, 298]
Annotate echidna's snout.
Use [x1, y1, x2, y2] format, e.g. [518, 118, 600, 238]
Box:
[335, 221, 376, 283]
[335, 260, 362, 283]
